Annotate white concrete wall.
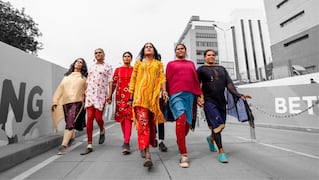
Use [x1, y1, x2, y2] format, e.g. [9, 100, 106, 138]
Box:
[0, 41, 66, 146]
[0, 42, 114, 146]
[237, 73, 319, 128]
[238, 83, 319, 128]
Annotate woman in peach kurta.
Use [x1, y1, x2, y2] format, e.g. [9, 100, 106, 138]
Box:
[128, 42, 169, 168]
[52, 58, 88, 155]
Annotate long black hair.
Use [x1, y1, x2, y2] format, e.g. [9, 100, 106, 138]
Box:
[64, 58, 88, 78]
[137, 42, 161, 61]
[122, 51, 133, 58]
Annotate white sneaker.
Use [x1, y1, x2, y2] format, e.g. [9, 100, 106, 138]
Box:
[179, 155, 189, 168]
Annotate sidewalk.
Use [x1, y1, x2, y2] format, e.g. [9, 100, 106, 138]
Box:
[0, 118, 318, 173]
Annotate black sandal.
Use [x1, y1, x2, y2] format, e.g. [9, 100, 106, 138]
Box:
[80, 148, 93, 155]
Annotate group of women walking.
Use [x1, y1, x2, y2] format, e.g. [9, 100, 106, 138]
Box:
[51, 42, 251, 169]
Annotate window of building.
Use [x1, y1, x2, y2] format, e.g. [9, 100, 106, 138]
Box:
[194, 26, 214, 30]
[276, 0, 289, 9]
[196, 33, 217, 38]
[283, 34, 309, 47]
[196, 41, 218, 47]
[196, 50, 205, 56]
[280, 10, 305, 27]
[197, 59, 205, 64]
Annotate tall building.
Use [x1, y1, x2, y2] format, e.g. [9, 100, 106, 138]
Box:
[229, 9, 272, 82]
[176, 16, 218, 65]
[176, 16, 236, 79]
[177, 13, 272, 83]
[263, 0, 319, 79]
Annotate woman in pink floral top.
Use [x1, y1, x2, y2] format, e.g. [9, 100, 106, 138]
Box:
[80, 48, 113, 155]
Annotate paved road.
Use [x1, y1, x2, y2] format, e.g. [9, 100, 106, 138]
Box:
[0, 119, 318, 180]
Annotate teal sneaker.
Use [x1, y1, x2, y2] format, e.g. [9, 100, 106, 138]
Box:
[206, 136, 217, 152]
[218, 153, 228, 163]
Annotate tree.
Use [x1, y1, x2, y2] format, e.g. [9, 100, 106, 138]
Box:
[0, 1, 42, 54]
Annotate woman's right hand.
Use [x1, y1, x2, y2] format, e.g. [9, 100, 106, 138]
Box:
[51, 105, 57, 112]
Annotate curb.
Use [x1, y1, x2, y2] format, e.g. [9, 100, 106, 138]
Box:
[228, 121, 319, 133]
[0, 121, 114, 173]
[0, 134, 63, 172]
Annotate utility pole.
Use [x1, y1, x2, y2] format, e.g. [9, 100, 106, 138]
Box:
[212, 24, 232, 61]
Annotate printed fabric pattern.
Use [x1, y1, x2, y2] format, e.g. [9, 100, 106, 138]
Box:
[128, 60, 166, 127]
[85, 63, 113, 111]
[112, 66, 133, 122]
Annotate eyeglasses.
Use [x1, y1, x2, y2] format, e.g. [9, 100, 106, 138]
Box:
[95, 51, 103, 54]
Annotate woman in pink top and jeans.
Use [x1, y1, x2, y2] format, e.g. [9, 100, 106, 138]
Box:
[165, 44, 202, 168]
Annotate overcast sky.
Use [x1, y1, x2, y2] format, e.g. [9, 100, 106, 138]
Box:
[7, 0, 265, 69]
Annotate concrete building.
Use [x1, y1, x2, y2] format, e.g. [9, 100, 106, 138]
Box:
[176, 17, 218, 66]
[176, 16, 236, 79]
[177, 12, 272, 83]
[229, 9, 272, 82]
[263, 0, 319, 79]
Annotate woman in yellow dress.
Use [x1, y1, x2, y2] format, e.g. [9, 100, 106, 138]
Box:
[129, 42, 168, 168]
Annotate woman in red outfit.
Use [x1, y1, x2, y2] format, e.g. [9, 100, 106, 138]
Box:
[110, 51, 133, 155]
[165, 44, 202, 168]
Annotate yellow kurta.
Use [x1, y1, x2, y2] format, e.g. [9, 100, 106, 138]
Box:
[128, 59, 166, 127]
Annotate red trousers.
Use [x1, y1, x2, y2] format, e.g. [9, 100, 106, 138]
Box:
[86, 106, 104, 144]
[121, 118, 132, 144]
[176, 113, 190, 155]
[135, 107, 157, 150]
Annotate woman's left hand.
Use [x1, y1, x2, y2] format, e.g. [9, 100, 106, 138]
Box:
[162, 91, 169, 103]
[241, 94, 252, 100]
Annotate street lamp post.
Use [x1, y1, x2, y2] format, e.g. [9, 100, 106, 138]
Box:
[213, 24, 242, 83]
[212, 24, 232, 61]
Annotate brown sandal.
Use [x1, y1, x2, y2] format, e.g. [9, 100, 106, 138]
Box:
[143, 158, 153, 167]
